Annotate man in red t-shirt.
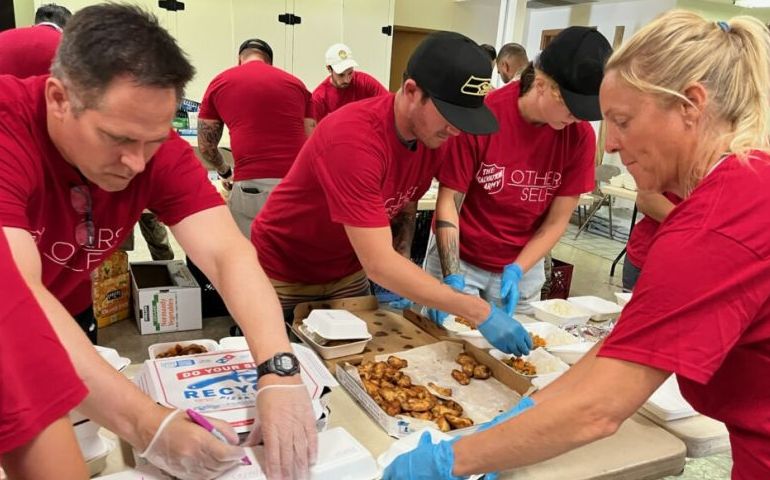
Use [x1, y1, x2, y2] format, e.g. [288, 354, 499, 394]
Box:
[198, 38, 315, 237]
[0, 227, 89, 479]
[623, 191, 682, 290]
[0, 5, 316, 480]
[0, 4, 71, 78]
[428, 27, 611, 320]
[311, 43, 389, 122]
[254, 32, 533, 357]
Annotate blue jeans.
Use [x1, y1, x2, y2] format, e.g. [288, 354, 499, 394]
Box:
[622, 258, 641, 291]
[424, 237, 546, 314]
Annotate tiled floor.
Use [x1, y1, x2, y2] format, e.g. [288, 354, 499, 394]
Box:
[101, 221, 732, 479]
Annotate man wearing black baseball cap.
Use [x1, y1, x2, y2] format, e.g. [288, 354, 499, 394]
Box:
[425, 26, 612, 360]
[388, 28, 613, 480]
[252, 31, 533, 357]
[198, 37, 315, 236]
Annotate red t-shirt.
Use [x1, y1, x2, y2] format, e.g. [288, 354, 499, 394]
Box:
[199, 61, 313, 181]
[625, 192, 683, 268]
[0, 24, 61, 78]
[0, 75, 224, 315]
[599, 153, 770, 479]
[0, 227, 88, 454]
[439, 82, 595, 272]
[311, 70, 388, 122]
[253, 94, 445, 283]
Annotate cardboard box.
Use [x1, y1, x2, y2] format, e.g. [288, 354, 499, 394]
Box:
[92, 251, 131, 327]
[132, 343, 335, 434]
[335, 340, 534, 439]
[130, 261, 202, 335]
[292, 296, 438, 368]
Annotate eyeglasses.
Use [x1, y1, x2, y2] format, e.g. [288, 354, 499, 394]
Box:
[70, 185, 95, 248]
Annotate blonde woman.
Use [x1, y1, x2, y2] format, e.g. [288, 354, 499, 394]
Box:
[385, 10, 770, 479]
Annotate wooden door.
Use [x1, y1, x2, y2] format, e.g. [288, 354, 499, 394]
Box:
[389, 26, 434, 92]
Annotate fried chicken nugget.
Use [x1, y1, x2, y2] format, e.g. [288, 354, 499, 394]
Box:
[401, 398, 433, 412]
[383, 400, 401, 417]
[409, 411, 434, 421]
[397, 374, 412, 388]
[427, 382, 452, 397]
[462, 362, 476, 376]
[456, 353, 477, 366]
[431, 404, 462, 418]
[445, 414, 474, 429]
[473, 364, 491, 380]
[443, 400, 464, 415]
[451, 369, 471, 385]
[363, 380, 379, 397]
[434, 415, 451, 433]
[373, 361, 387, 379]
[387, 356, 408, 369]
[380, 387, 398, 403]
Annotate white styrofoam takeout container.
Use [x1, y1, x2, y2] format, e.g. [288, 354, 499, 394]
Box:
[615, 291, 632, 307]
[522, 322, 581, 347]
[147, 339, 220, 359]
[489, 347, 570, 378]
[303, 310, 371, 341]
[296, 324, 370, 360]
[442, 314, 492, 349]
[567, 296, 622, 321]
[546, 341, 596, 365]
[529, 299, 592, 327]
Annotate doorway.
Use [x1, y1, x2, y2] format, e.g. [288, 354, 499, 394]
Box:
[389, 26, 438, 92]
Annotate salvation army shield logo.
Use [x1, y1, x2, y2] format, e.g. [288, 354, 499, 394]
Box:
[475, 163, 505, 194]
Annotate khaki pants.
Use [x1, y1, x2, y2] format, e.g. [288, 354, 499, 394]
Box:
[270, 270, 371, 322]
[228, 178, 281, 238]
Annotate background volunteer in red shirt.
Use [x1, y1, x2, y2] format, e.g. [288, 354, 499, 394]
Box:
[428, 27, 610, 322]
[0, 3, 71, 77]
[385, 11, 770, 479]
[0, 5, 315, 479]
[622, 191, 682, 290]
[198, 38, 315, 237]
[311, 43, 388, 122]
[0, 227, 89, 480]
[254, 32, 532, 357]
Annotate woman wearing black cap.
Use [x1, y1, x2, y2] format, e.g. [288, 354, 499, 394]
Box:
[386, 10, 770, 479]
[426, 26, 611, 323]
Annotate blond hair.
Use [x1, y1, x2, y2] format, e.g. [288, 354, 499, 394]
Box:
[606, 10, 770, 192]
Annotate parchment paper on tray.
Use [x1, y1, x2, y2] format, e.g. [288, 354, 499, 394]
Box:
[375, 342, 520, 424]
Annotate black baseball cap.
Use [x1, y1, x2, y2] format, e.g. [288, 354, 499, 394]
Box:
[238, 38, 273, 65]
[538, 27, 612, 121]
[406, 31, 498, 135]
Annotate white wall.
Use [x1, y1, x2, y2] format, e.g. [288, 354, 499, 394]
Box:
[523, 0, 676, 59]
[394, 0, 500, 46]
[677, 0, 770, 22]
[13, 0, 35, 26]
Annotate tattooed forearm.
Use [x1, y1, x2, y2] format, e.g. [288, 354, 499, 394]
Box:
[391, 203, 417, 258]
[197, 119, 227, 171]
[453, 192, 466, 213]
[436, 224, 461, 277]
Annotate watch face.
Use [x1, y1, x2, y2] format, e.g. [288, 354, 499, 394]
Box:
[278, 356, 293, 370]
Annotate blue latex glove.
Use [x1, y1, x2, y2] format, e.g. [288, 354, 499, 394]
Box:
[382, 431, 464, 480]
[478, 304, 532, 356]
[500, 263, 523, 316]
[388, 296, 413, 310]
[427, 274, 466, 325]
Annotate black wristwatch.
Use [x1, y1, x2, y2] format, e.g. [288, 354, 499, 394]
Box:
[256, 352, 300, 378]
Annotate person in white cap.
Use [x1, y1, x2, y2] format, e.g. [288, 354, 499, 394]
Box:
[311, 43, 388, 122]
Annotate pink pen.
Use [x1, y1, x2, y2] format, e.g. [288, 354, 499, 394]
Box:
[186, 408, 252, 465]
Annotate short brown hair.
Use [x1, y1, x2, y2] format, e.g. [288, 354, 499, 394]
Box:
[51, 3, 194, 110]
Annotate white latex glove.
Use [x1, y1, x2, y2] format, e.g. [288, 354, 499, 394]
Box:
[139, 409, 246, 480]
[247, 384, 318, 480]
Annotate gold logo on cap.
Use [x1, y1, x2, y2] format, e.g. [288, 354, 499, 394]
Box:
[338, 50, 348, 59]
[461, 76, 492, 96]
